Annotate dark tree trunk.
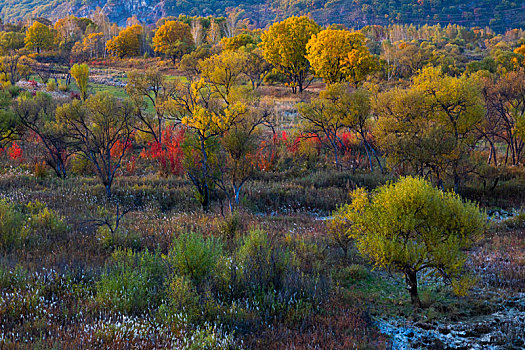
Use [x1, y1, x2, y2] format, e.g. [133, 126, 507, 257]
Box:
[405, 270, 421, 308]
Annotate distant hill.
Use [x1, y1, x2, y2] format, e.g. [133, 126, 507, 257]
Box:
[1, 0, 524, 32]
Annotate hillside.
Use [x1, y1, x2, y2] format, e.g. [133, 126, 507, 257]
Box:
[1, 0, 524, 32]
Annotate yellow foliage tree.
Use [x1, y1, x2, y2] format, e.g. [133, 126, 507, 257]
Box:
[167, 78, 247, 211]
[514, 44, 525, 66]
[153, 21, 194, 64]
[260, 16, 320, 93]
[106, 24, 143, 58]
[54, 16, 82, 42]
[24, 21, 55, 53]
[73, 32, 104, 61]
[71, 63, 89, 101]
[374, 66, 485, 191]
[199, 50, 248, 99]
[306, 29, 379, 85]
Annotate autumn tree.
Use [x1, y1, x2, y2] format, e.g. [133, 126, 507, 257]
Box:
[220, 33, 257, 51]
[199, 50, 247, 99]
[242, 46, 271, 90]
[24, 21, 55, 54]
[57, 92, 135, 197]
[481, 70, 525, 165]
[71, 63, 89, 101]
[127, 69, 177, 144]
[179, 46, 213, 77]
[167, 78, 247, 211]
[190, 19, 204, 47]
[260, 16, 320, 93]
[374, 87, 448, 180]
[153, 20, 194, 63]
[375, 67, 485, 191]
[0, 31, 29, 85]
[416, 67, 485, 191]
[73, 32, 105, 61]
[206, 20, 222, 46]
[214, 98, 271, 212]
[385, 41, 431, 79]
[54, 16, 83, 44]
[106, 24, 143, 58]
[0, 90, 17, 148]
[13, 92, 72, 178]
[331, 177, 485, 307]
[515, 44, 525, 66]
[306, 29, 379, 85]
[298, 83, 379, 171]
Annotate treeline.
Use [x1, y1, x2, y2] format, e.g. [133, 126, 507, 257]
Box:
[1, 14, 525, 211]
[1, 0, 524, 32]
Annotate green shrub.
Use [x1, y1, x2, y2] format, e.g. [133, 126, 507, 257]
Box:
[46, 80, 56, 91]
[24, 201, 68, 242]
[0, 265, 30, 290]
[168, 232, 223, 287]
[232, 229, 327, 320]
[58, 83, 69, 92]
[336, 264, 370, 283]
[7, 84, 21, 97]
[0, 199, 28, 251]
[217, 212, 242, 242]
[503, 211, 525, 229]
[180, 324, 239, 350]
[69, 154, 95, 176]
[0, 199, 66, 250]
[96, 225, 142, 251]
[97, 249, 167, 314]
[165, 275, 201, 323]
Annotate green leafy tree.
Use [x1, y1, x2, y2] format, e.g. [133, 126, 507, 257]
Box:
[127, 69, 177, 145]
[0, 90, 18, 148]
[56, 92, 135, 198]
[332, 176, 486, 307]
[14, 92, 72, 178]
[375, 67, 485, 191]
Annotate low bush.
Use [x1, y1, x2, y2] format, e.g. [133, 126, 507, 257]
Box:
[0, 199, 28, 251]
[168, 231, 223, 288]
[97, 249, 167, 314]
[0, 199, 67, 251]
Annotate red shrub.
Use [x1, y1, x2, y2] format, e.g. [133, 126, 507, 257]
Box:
[8, 141, 23, 160]
[140, 127, 185, 176]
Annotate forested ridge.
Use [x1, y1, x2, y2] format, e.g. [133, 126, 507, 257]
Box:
[1, 0, 524, 32]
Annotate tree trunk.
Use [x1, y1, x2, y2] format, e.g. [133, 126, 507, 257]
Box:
[362, 141, 374, 171]
[333, 143, 340, 171]
[200, 137, 210, 212]
[105, 183, 112, 199]
[405, 270, 421, 308]
[454, 171, 460, 194]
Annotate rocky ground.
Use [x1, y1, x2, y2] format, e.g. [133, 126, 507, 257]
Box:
[377, 292, 525, 349]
